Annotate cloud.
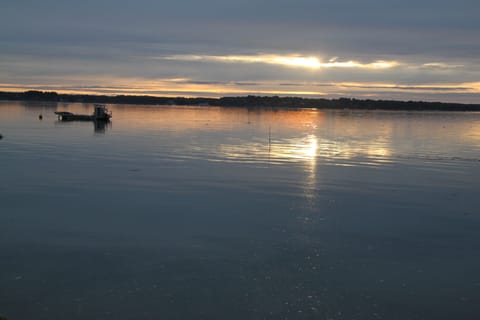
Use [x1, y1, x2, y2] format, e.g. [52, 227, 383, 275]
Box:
[421, 62, 465, 69]
[334, 82, 480, 95]
[157, 54, 399, 70]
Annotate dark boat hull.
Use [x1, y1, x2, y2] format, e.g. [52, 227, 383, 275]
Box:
[54, 111, 111, 121]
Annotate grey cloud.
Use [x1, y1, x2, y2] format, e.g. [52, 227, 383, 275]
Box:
[3, 0, 479, 58]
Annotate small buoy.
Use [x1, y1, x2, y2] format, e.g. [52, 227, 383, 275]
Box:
[39, 114, 43, 120]
[0, 134, 3, 139]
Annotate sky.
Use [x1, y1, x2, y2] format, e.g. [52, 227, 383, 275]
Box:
[1, 0, 479, 103]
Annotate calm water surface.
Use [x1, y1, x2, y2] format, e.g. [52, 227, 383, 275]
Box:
[1, 101, 480, 319]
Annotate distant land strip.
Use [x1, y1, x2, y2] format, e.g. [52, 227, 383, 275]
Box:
[1, 90, 480, 111]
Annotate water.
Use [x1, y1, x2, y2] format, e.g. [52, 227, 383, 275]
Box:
[1, 101, 480, 320]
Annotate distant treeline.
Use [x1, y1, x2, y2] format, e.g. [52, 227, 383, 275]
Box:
[1, 90, 480, 111]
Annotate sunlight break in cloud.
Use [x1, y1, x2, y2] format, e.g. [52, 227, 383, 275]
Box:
[158, 54, 399, 70]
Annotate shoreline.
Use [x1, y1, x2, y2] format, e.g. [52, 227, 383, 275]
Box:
[1, 90, 480, 111]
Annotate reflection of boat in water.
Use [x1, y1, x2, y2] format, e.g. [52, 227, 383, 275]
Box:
[93, 119, 111, 133]
[55, 104, 112, 121]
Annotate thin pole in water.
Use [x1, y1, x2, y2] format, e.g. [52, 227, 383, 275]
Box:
[268, 125, 271, 164]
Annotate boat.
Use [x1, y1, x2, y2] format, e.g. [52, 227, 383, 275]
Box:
[55, 104, 112, 121]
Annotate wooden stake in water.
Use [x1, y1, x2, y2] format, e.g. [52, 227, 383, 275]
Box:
[268, 126, 271, 164]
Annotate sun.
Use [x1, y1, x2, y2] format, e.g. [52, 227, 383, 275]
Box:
[271, 56, 322, 69]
